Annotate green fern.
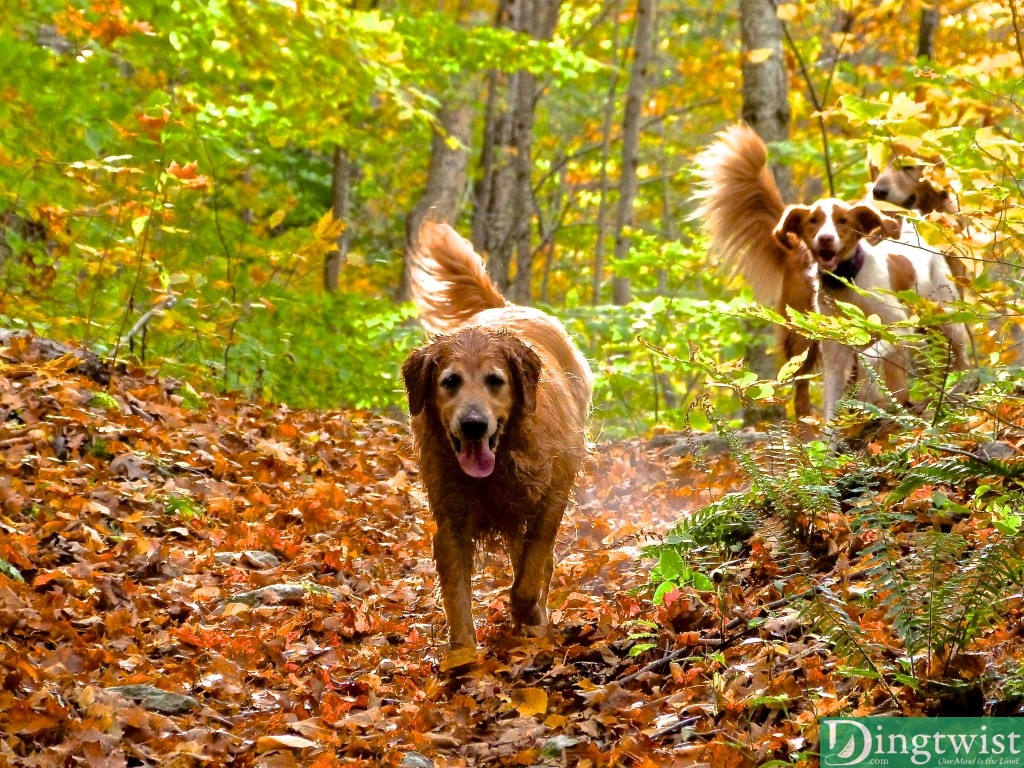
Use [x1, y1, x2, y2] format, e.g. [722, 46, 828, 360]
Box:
[647, 396, 1024, 708]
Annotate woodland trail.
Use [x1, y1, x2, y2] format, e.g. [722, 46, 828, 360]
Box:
[8, 335, 1013, 768]
[1, 335, 762, 767]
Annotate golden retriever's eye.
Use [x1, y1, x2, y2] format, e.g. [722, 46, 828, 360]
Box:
[484, 373, 506, 389]
[440, 373, 462, 391]
[836, 216, 848, 225]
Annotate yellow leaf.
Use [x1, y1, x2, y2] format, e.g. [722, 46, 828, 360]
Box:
[886, 93, 927, 122]
[440, 646, 479, 671]
[777, 349, 809, 382]
[256, 734, 319, 752]
[221, 602, 251, 617]
[268, 134, 288, 148]
[544, 713, 567, 728]
[746, 47, 775, 64]
[515, 688, 547, 718]
[269, 209, 286, 229]
[314, 210, 345, 240]
[776, 3, 798, 21]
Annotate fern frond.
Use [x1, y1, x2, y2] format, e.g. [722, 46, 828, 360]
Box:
[935, 537, 1024, 671]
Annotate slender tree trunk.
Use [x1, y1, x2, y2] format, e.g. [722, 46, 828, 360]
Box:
[472, 0, 562, 301]
[323, 145, 357, 293]
[398, 102, 472, 301]
[611, 0, 656, 306]
[740, 0, 793, 202]
[739, 0, 791, 423]
[592, 0, 624, 305]
[918, 5, 939, 59]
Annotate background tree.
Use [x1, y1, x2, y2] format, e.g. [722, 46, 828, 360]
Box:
[398, 102, 473, 302]
[611, 0, 658, 306]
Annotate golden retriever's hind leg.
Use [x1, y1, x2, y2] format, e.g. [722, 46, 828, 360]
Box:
[433, 530, 476, 648]
[509, 507, 563, 629]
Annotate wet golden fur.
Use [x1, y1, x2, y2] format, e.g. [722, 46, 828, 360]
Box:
[402, 222, 592, 648]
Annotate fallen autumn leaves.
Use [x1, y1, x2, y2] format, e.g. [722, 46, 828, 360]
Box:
[3, 333, 1024, 767]
[0, 334, 730, 767]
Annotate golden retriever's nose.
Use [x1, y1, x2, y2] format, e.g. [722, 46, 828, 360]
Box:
[873, 186, 889, 201]
[459, 417, 489, 441]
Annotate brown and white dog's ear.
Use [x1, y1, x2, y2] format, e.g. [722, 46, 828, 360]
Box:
[773, 205, 811, 247]
[500, 336, 542, 416]
[401, 343, 438, 416]
[850, 203, 901, 241]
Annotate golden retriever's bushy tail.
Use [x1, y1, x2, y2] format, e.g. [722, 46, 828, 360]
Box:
[691, 124, 795, 307]
[408, 221, 507, 334]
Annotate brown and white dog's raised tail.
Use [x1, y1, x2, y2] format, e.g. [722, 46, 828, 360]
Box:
[408, 222, 507, 335]
[691, 124, 820, 419]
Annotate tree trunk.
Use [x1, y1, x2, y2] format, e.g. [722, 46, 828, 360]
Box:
[472, 0, 562, 302]
[324, 145, 357, 294]
[398, 102, 472, 301]
[739, 0, 793, 202]
[611, 0, 656, 306]
[918, 5, 939, 59]
[592, 0, 624, 305]
[739, 0, 791, 423]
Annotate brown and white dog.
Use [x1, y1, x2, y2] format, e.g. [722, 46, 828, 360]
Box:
[693, 124, 971, 423]
[402, 222, 592, 648]
[869, 155, 959, 217]
[868, 152, 970, 282]
[774, 198, 970, 420]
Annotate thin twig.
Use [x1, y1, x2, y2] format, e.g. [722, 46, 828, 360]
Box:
[124, 296, 177, 342]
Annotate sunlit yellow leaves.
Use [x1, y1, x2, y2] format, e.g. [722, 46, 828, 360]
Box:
[313, 210, 345, 241]
[745, 47, 775, 65]
[514, 688, 548, 717]
[775, 3, 799, 21]
[131, 215, 149, 237]
[440, 645, 479, 671]
[886, 92, 928, 122]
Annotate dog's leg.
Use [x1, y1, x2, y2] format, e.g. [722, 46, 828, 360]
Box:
[433, 528, 476, 648]
[509, 499, 565, 629]
[821, 342, 855, 422]
[868, 340, 910, 408]
[942, 322, 972, 371]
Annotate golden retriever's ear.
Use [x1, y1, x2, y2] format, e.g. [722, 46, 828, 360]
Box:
[501, 336, 542, 415]
[401, 344, 437, 416]
[850, 203, 901, 240]
[773, 205, 810, 247]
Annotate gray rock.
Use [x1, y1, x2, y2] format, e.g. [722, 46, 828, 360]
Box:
[107, 684, 199, 714]
[400, 753, 434, 768]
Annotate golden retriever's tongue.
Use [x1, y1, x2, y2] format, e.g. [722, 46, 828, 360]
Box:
[459, 439, 495, 478]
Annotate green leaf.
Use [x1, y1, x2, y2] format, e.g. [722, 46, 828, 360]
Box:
[0, 558, 24, 583]
[658, 549, 685, 582]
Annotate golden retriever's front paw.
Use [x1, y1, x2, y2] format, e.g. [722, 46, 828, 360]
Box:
[511, 599, 547, 628]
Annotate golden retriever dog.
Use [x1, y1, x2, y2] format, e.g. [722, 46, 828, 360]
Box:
[401, 222, 592, 649]
[693, 124, 970, 423]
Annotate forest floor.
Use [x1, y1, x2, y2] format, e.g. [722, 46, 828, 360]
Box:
[2, 333, 1023, 768]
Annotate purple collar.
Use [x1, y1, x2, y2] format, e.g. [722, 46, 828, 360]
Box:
[821, 244, 866, 289]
